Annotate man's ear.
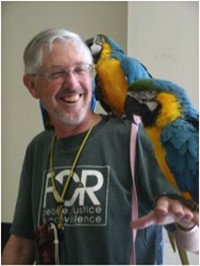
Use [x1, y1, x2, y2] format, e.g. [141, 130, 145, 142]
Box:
[23, 74, 40, 99]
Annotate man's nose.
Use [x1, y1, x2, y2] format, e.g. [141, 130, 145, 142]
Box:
[63, 71, 80, 87]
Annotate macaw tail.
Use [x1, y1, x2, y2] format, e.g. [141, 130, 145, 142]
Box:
[168, 232, 190, 265]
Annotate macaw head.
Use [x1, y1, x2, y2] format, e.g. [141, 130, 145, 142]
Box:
[125, 78, 196, 127]
[85, 34, 124, 63]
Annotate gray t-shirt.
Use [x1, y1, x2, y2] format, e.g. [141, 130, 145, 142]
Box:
[11, 115, 177, 264]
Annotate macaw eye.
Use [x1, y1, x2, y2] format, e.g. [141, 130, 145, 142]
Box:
[139, 91, 157, 102]
[94, 35, 105, 45]
[136, 91, 158, 111]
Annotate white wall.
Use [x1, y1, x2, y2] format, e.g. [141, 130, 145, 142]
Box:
[128, 1, 198, 108]
[2, 1, 199, 265]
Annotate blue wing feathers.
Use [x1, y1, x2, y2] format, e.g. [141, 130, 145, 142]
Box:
[161, 119, 199, 202]
[120, 57, 151, 85]
[108, 37, 152, 84]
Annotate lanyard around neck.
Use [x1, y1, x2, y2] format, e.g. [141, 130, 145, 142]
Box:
[49, 123, 95, 204]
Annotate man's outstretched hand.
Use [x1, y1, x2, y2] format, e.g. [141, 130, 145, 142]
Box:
[131, 196, 199, 230]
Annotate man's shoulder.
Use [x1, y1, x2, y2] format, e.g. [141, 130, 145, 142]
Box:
[100, 114, 132, 131]
[27, 130, 54, 151]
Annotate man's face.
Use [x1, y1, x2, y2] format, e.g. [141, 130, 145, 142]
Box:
[33, 40, 93, 126]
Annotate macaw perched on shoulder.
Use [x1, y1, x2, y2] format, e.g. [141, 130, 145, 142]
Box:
[40, 80, 97, 130]
[85, 34, 152, 116]
[125, 78, 199, 265]
[125, 78, 199, 205]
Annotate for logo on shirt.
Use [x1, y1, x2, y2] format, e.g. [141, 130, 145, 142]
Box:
[38, 165, 110, 227]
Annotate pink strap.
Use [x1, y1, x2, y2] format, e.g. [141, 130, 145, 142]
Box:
[129, 116, 140, 265]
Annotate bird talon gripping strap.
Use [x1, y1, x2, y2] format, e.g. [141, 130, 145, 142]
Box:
[129, 116, 140, 265]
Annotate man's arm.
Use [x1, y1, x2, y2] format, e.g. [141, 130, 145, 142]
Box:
[2, 234, 35, 265]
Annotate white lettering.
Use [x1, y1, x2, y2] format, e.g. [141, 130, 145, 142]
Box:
[64, 170, 103, 207]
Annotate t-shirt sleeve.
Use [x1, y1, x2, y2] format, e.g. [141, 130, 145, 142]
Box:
[10, 145, 35, 239]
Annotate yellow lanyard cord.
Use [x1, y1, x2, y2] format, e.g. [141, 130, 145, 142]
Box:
[49, 122, 95, 204]
[49, 122, 95, 230]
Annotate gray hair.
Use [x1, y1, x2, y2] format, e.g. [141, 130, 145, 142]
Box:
[23, 28, 93, 74]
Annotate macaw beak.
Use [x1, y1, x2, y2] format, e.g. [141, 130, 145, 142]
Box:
[85, 37, 102, 63]
[85, 37, 94, 48]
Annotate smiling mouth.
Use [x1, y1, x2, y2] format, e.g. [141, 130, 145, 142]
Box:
[60, 94, 83, 104]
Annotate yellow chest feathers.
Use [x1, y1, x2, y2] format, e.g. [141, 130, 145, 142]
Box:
[144, 93, 183, 194]
[95, 44, 128, 115]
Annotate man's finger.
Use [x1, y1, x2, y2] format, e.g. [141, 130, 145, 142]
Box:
[131, 210, 156, 229]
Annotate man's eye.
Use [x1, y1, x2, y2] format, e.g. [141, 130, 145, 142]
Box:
[74, 66, 86, 75]
[49, 69, 66, 79]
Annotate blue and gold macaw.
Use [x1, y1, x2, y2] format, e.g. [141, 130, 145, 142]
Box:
[125, 78, 199, 205]
[125, 78, 199, 265]
[85, 34, 151, 116]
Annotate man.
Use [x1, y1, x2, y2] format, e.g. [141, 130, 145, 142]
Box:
[2, 28, 199, 264]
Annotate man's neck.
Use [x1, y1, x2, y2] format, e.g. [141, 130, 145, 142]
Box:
[53, 113, 102, 139]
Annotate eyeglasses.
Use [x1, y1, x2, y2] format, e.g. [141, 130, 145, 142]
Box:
[32, 63, 93, 81]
